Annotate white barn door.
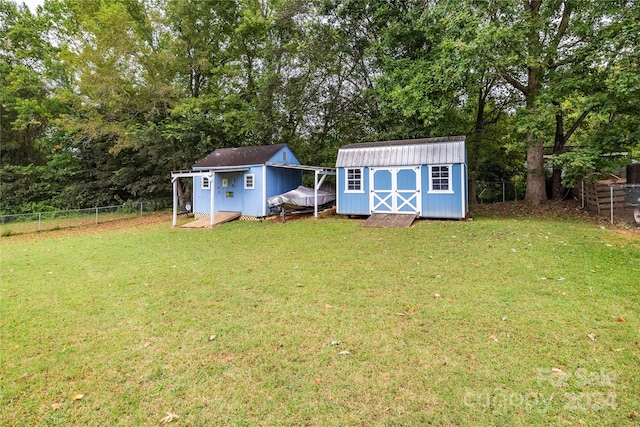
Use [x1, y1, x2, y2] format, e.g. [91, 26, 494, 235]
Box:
[370, 167, 421, 215]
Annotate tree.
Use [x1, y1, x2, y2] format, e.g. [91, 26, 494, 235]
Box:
[486, 0, 639, 204]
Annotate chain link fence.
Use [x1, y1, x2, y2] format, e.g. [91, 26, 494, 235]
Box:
[477, 181, 520, 204]
[577, 181, 640, 226]
[0, 199, 172, 237]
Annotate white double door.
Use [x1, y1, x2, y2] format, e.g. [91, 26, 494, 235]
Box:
[370, 167, 421, 215]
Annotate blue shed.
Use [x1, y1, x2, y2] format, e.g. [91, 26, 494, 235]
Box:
[171, 144, 335, 226]
[335, 136, 468, 219]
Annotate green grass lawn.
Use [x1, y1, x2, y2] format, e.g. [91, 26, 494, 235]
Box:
[1, 215, 638, 426]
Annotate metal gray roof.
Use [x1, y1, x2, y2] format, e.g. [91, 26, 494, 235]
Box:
[193, 144, 286, 168]
[336, 136, 466, 167]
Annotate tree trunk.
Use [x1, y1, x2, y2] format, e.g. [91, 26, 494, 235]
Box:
[524, 140, 546, 206]
[468, 85, 487, 205]
[551, 107, 565, 199]
[551, 168, 563, 200]
[176, 179, 186, 208]
[523, 1, 547, 206]
[468, 178, 478, 205]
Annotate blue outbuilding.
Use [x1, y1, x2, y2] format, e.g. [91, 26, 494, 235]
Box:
[335, 136, 468, 219]
[171, 144, 335, 226]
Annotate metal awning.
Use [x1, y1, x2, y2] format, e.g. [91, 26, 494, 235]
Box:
[265, 162, 336, 174]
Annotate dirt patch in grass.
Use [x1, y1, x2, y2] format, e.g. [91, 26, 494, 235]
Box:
[471, 200, 640, 238]
[0, 212, 173, 242]
[4, 201, 639, 242]
[470, 199, 601, 222]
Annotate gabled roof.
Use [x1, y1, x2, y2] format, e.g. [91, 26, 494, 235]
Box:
[336, 136, 466, 167]
[193, 144, 287, 168]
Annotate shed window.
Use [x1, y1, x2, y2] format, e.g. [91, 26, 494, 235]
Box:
[244, 174, 255, 189]
[201, 176, 211, 190]
[429, 165, 452, 193]
[346, 168, 363, 192]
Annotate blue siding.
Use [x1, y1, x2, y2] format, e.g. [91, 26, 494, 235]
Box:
[397, 169, 417, 191]
[192, 175, 210, 215]
[336, 167, 370, 215]
[264, 167, 302, 216]
[337, 164, 468, 219]
[266, 167, 302, 197]
[193, 171, 250, 215]
[267, 145, 300, 165]
[190, 145, 304, 217]
[421, 164, 467, 219]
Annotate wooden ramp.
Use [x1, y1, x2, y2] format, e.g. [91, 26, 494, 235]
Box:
[181, 211, 241, 228]
[362, 213, 417, 228]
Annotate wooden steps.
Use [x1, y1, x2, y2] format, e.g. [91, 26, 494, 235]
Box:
[181, 211, 241, 228]
[362, 213, 416, 228]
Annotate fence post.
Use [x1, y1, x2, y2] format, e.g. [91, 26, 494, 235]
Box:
[610, 185, 614, 225]
[581, 181, 585, 209]
[140, 201, 143, 216]
[95, 207, 99, 224]
[38, 212, 41, 231]
[502, 180, 506, 203]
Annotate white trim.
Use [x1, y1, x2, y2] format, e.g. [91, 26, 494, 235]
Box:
[244, 174, 255, 189]
[171, 171, 215, 226]
[265, 162, 336, 174]
[345, 167, 364, 193]
[209, 171, 215, 226]
[201, 176, 211, 190]
[461, 164, 467, 217]
[428, 164, 454, 194]
[369, 167, 421, 215]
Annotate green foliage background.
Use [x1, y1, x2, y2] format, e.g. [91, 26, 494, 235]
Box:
[1, 0, 638, 213]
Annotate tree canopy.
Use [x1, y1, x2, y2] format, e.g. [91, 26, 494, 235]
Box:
[1, 0, 638, 213]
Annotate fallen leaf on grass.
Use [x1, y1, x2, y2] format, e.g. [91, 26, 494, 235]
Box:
[159, 412, 179, 424]
[434, 293, 441, 298]
[614, 317, 626, 322]
[612, 348, 625, 352]
[72, 394, 84, 401]
[51, 403, 61, 410]
[489, 335, 498, 343]
[587, 333, 597, 341]
[338, 350, 351, 355]
[331, 340, 340, 346]
[325, 304, 333, 309]
[552, 368, 564, 374]
[209, 334, 217, 341]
